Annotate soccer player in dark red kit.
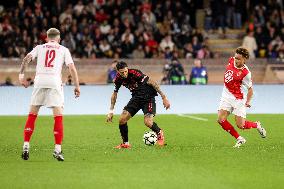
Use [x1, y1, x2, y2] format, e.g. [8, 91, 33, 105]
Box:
[217, 47, 266, 148]
[106, 60, 171, 149]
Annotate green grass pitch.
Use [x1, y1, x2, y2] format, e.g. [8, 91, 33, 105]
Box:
[0, 114, 283, 189]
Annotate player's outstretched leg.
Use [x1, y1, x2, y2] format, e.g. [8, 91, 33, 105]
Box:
[53, 115, 64, 161]
[241, 120, 267, 138]
[218, 119, 241, 139]
[22, 113, 38, 160]
[218, 119, 246, 148]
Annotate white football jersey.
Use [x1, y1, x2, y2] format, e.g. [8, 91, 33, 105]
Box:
[28, 41, 74, 89]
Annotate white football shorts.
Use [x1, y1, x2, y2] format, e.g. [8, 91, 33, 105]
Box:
[30, 88, 64, 108]
[218, 97, 246, 118]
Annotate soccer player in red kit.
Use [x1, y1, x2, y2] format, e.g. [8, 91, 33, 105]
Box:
[19, 28, 80, 161]
[217, 47, 266, 148]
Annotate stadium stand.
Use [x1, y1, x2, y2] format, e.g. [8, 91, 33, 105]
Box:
[0, 0, 283, 85]
[0, 58, 278, 85]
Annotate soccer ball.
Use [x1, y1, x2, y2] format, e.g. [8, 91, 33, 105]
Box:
[143, 131, 158, 146]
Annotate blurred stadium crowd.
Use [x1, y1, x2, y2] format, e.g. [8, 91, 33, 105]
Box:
[0, 0, 283, 60]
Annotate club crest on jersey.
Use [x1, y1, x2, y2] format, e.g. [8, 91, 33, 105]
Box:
[237, 71, 242, 77]
[224, 70, 234, 83]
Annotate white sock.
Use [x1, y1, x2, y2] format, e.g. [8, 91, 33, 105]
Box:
[124, 142, 129, 145]
[237, 136, 243, 140]
[23, 142, 29, 149]
[55, 144, 61, 153]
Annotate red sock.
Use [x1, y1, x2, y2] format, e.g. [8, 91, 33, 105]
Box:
[24, 113, 37, 142]
[243, 121, 257, 129]
[54, 115, 63, 145]
[218, 119, 240, 139]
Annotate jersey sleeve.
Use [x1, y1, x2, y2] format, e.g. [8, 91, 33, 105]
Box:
[113, 76, 122, 92]
[64, 48, 74, 65]
[242, 72, 252, 89]
[133, 69, 149, 84]
[28, 45, 39, 60]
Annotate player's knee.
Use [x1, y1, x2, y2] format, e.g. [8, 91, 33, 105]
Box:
[236, 122, 244, 129]
[119, 117, 127, 125]
[217, 117, 225, 124]
[144, 119, 153, 128]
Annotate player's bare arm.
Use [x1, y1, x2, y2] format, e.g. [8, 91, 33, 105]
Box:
[147, 78, 170, 109]
[245, 87, 253, 108]
[68, 63, 80, 98]
[19, 54, 33, 88]
[107, 92, 118, 122]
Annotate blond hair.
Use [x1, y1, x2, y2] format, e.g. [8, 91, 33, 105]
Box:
[47, 28, 60, 39]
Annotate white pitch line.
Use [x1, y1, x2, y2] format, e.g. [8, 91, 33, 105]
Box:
[177, 114, 208, 121]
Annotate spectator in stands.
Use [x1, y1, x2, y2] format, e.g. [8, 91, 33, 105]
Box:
[0, 77, 14, 86]
[160, 34, 175, 53]
[144, 46, 153, 58]
[266, 43, 278, 59]
[121, 34, 134, 58]
[277, 44, 284, 63]
[189, 59, 208, 85]
[168, 58, 186, 85]
[132, 44, 145, 58]
[99, 39, 113, 58]
[107, 62, 117, 84]
[184, 43, 195, 59]
[192, 36, 202, 55]
[242, 30, 257, 59]
[61, 33, 76, 53]
[161, 62, 171, 85]
[196, 45, 213, 59]
[144, 32, 158, 54]
[204, 6, 213, 31]
[232, 0, 245, 29]
[164, 46, 173, 60]
[1, 0, 282, 60]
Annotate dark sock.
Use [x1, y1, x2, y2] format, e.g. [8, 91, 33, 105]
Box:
[150, 122, 161, 134]
[119, 123, 128, 143]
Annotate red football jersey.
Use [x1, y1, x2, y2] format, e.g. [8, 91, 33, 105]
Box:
[222, 57, 252, 100]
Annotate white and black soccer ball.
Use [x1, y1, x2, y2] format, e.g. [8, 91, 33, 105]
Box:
[143, 131, 158, 146]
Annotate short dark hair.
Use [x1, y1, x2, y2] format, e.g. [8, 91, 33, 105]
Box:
[116, 61, 128, 70]
[236, 47, 249, 59]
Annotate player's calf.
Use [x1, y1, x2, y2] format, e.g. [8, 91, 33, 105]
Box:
[218, 119, 240, 139]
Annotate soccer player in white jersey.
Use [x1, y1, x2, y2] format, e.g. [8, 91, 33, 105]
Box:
[19, 28, 80, 161]
[217, 47, 266, 148]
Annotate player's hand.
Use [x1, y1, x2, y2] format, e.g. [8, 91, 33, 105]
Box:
[20, 80, 29, 88]
[19, 74, 28, 88]
[74, 87, 80, 98]
[106, 113, 113, 123]
[245, 102, 251, 108]
[162, 97, 170, 110]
